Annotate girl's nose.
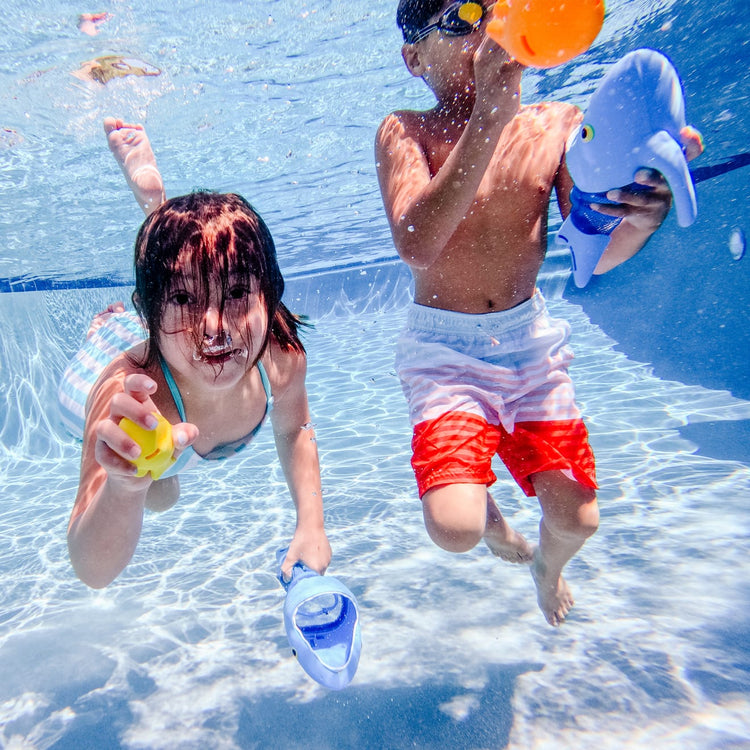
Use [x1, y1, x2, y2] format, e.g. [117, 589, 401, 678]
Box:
[203, 306, 223, 337]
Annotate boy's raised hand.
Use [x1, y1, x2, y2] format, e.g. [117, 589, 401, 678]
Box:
[591, 125, 703, 236]
[472, 35, 523, 118]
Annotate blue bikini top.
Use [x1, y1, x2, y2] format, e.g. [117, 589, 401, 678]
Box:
[157, 356, 273, 478]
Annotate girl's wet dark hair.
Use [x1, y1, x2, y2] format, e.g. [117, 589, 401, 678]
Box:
[397, 0, 445, 42]
[132, 191, 304, 370]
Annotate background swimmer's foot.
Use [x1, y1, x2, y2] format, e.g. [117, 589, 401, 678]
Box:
[78, 12, 111, 36]
[104, 117, 165, 215]
[530, 548, 574, 626]
[87, 302, 125, 339]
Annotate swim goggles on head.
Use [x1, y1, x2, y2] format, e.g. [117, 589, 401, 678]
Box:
[405, 2, 485, 44]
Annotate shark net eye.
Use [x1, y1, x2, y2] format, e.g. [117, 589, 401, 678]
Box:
[581, 124, 595, 142]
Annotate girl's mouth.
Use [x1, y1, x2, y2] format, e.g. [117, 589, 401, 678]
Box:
[193, 334, 248, 364]
[197, 349, 235, 365]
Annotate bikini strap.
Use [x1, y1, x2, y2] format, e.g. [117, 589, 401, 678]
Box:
[257, 360, 274, 412]
[158, 355, 187, 422]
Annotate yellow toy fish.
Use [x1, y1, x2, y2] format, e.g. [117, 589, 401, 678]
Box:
[119, 414, 175, 480]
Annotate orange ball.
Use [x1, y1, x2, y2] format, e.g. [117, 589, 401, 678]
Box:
[486, 0, 605, 69]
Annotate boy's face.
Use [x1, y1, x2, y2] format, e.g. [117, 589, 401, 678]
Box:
[402, 1, 493, 95]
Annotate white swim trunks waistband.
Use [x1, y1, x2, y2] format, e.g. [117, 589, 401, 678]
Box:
[405, 290, 547, 335]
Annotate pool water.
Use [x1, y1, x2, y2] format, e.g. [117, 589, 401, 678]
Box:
[2, 268, 750, 748]
[2, 0, 749, 748]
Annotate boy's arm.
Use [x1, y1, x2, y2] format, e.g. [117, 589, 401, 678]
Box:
[375, 38, 523, 269]
[270, 350, 331, 579]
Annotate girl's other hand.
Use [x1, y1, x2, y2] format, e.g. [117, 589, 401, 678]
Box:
[281, 529, 332, 580]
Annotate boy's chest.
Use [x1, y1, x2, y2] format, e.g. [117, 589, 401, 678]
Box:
[427, 108, 570, 199]
[493, 111, 568, 187]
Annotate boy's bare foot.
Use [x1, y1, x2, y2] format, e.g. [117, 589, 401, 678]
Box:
[87, 302, 126, 339]
[103, 117, 165, 215]
[484, 526, 534, 563]
[483, 495, 534, 563]
[530, 547, 574, 626]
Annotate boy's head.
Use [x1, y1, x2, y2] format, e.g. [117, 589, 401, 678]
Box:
[397, 0, 445, 44]
[398, 0, 491, 94]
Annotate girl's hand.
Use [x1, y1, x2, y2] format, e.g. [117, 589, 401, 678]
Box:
[94, 374, 198, 485]
[280, 528, 332, 581]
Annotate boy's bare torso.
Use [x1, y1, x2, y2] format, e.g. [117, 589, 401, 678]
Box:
[380, 101, 581, 313]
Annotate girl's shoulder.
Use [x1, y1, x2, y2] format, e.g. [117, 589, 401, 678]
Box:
[261, 341, 307, 397]
[97, 341, 150, 381]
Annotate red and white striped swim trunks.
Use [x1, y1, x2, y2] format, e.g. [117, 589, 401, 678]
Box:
[395, 292, 596, 497]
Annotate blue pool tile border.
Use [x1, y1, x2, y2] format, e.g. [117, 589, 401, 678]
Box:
[0, 257, 414, 319]
[0, 273, 136, 294]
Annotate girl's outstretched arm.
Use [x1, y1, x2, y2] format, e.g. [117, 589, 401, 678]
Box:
[270, 349, 331, 580]
[68, 369, 155, 587]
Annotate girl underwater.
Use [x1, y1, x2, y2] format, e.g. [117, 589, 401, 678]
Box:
[62, 122, 331, 588]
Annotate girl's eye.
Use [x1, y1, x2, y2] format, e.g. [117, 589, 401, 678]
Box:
[228, 286, 251, 301]
[169, 291, 193, 306]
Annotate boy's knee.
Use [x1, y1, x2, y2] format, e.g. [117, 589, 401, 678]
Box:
[422, 485, 487, 553]
[425, 517, 485, 553]
[545, 497, 599, 541]
[571, 505, 599, 540]
[534, 471, 599, 541]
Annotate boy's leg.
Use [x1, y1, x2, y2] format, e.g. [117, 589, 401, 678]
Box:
[530, 470, 599, 626]
[422, 483, 533, 561]
[103, 117, 165, 216]
[485, 491, 534, 562]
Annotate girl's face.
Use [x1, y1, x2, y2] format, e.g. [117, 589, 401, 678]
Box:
[157, 269, 269, 390]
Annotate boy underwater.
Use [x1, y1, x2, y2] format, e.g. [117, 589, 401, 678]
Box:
[375, 0, 702, 625]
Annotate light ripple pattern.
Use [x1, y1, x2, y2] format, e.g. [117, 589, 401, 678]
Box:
[0, 277, 749, 749]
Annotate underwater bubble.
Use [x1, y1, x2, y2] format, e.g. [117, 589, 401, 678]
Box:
[729, 227, 745, 261]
